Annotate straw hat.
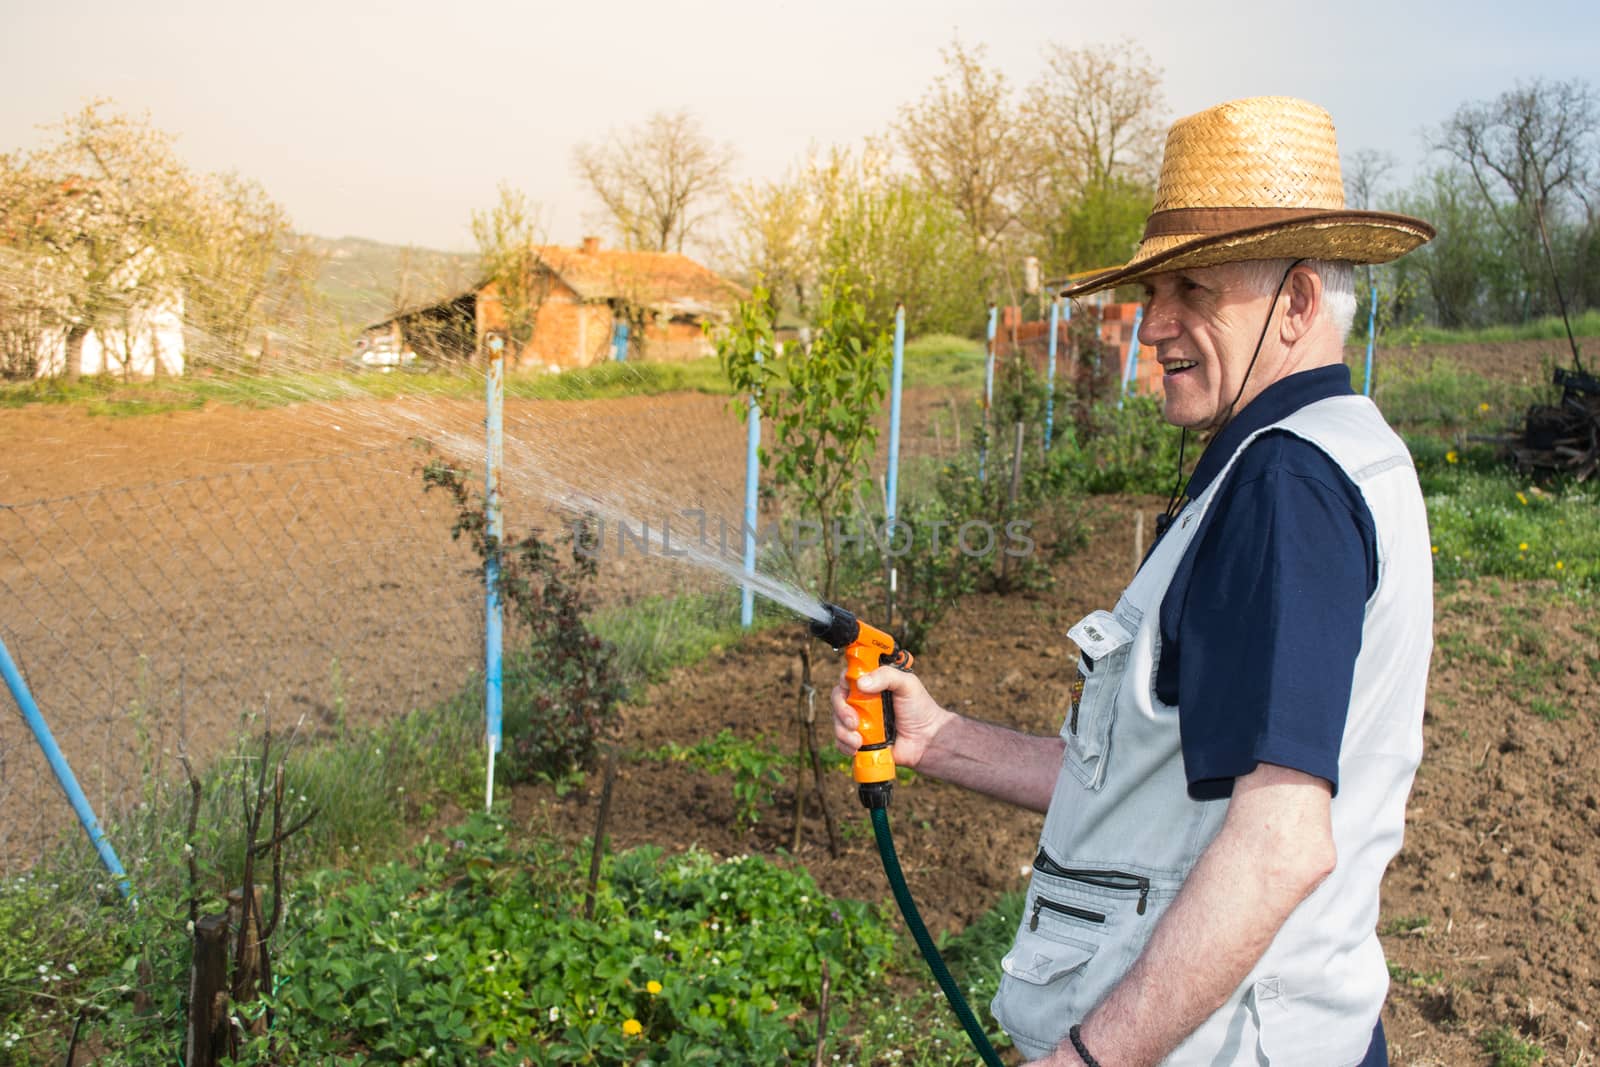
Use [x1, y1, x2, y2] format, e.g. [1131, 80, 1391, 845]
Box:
[1064, 96, 1434, 296]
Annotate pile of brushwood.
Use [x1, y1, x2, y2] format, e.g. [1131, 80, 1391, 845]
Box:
[1507, 365, 1600, 480]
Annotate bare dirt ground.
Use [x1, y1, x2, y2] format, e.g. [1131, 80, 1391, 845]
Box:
[2, 337, 1596, 1063]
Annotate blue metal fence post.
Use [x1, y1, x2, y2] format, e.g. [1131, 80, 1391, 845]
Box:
[885, 304, 906, 627]
[1119, 307, 1145, 409]
[1363, 281, 1378, 397]
[0, 635, 130, 897]
[613, 319, 629, 363]
[980, 304, 996, 482]
[484, 333, 505, 812]
[740, 347, 763, 628]
[1045, 296, 1060, 451]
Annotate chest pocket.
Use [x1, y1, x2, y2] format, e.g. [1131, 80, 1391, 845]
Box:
[1061, 610, 1133, 791]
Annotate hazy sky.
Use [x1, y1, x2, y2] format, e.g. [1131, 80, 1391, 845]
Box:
[3, 0, 1595, 253]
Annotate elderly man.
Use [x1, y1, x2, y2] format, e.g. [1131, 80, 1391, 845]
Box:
[833, 97, 1435, 1065]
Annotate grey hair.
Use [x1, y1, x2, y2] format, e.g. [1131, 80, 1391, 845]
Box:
[1229, 259, 1358, 341]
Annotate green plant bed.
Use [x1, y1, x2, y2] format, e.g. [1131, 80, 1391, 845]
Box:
[1412, 437, 1600, 586]
[62, 817, 899, 1066]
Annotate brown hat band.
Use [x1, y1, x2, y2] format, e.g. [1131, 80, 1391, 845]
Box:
[1142, 205, 1338, 239]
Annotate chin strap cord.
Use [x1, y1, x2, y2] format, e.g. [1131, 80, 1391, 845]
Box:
[1157, 258, 1307, 539]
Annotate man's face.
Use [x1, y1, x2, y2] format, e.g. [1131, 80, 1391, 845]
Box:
[1137, 262, 1282, 431]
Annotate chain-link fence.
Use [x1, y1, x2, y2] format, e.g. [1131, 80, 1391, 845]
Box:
[0, 444, 490, 872]
[0, 380, 971, 877]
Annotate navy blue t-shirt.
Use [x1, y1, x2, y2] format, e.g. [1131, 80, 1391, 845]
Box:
[1154, 365, 1379, 800]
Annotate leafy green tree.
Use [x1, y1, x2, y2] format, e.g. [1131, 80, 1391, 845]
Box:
[821, 174, 990, 338]
[1392, 166, 1518, 328]
[470, 182, 549, 358]
[1035, 175, 1153, 278]
[719, 278, 890, 600]
[176, 171, 308, 371]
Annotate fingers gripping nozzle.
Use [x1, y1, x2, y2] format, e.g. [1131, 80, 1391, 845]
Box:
[810, 603, 913, 810]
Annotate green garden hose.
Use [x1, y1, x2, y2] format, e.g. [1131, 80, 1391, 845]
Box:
[871, 806, 1006, 1067]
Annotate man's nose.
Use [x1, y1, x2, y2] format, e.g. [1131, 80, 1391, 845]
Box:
[1138, 299, 1179, 346]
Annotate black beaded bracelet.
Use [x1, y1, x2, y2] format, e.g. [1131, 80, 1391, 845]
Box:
[1069, 1024, 1104, 1067]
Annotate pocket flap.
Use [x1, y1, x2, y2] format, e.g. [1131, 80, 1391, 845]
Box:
[1000, 933, 1096, 986]
[1068, 610, 1132, 664]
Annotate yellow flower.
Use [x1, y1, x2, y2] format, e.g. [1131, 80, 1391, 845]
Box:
[1431, 545, 1439, 554]
[1445, 450, 1459, 464]
[1556, 561, 1565, 571]
[1519, 542, 1529, 552]
[622, 1018, 643, 1037]
[646, 981, 662, 996]
[1478, 402, 1491, 412]
[1517, 492, 1529, 506]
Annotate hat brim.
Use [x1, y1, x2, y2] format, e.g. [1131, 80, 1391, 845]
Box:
[1062, 211, 1434, 297]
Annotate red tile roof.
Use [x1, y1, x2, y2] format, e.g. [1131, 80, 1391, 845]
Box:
[535, 243, 746, 316]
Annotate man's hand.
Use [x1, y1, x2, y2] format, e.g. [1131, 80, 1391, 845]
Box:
[831, 667, 1065, 812]
[830, 665, 953, 772]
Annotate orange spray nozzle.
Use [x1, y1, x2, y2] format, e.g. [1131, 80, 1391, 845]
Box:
[809, 603, 912, 809]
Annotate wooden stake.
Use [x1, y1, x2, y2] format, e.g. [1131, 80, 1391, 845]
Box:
[186, 914, 230, 1067]
[811, 958, 833, 1067]
[584, 748, 619, 921]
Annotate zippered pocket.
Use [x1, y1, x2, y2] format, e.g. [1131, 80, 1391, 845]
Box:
[1033, 850, 1151, 916]
[1028, 896, 1106, 931]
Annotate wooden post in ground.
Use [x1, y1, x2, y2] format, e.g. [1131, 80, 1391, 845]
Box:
[186, 913, 231, 1067]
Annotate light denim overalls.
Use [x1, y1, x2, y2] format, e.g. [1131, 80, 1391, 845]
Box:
[992, 395, 1432, 1065]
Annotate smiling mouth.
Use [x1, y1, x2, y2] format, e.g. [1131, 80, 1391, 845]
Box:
[1163, 360, 1198, 375]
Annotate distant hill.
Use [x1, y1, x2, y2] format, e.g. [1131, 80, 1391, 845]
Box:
[303, 235, 478, 332]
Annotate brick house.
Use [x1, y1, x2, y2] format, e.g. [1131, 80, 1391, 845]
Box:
[358, 238, 746, 371]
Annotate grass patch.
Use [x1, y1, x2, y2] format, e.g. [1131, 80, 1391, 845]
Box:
[507, 358, 731, 400]
[902, 333, 985, 390]
[1385, 961, 1445, 988]
[1373, 357, 1549, 433]
[590, 589, 790, 692]
[0, 360, 734, 414]
[1480, 1025, 1546, 1067]
[0, 688, 486, 1065]
[844, 889, 1022, 1064]
[1412, 437, 1600, 587]
[647, 730, 789, 829]
[1404, 308, 1600, 348]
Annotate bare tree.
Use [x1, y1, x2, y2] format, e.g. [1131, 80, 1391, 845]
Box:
[1343, 148, 1397, 211]
[896, 39, 1035, 258]
[719, 161, 821, 321]
[1432, 78, 1599, 338]
[1025, 38, 1166, 196]
[1012, 40, 1164, 278]
[471, 182, 550, 357]
[572, 110, 733, 253]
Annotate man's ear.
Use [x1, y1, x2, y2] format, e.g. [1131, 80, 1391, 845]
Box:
[1279, 263, 1321, 345]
